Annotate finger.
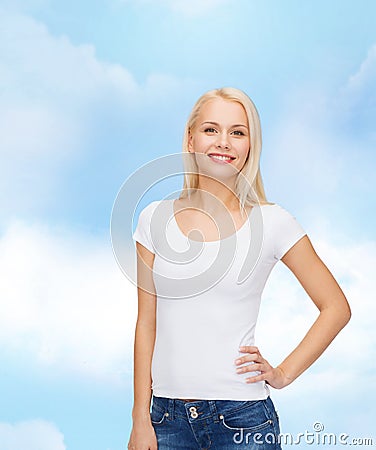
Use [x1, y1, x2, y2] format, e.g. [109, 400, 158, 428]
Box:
[236, 348, 262, 364]
[235, 354, 263, 366]
[239, 347, 264, 362]
[241, 359, 272, 373]
[245, 372, 269, 383]
[236, 362, 263, 373]
[239, 346, 259, 353]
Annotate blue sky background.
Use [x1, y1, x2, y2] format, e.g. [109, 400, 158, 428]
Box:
[0, 0, 375, 448]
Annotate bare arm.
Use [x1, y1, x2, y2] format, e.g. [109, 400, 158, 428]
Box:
[128, 242, 158, 450]
[235, 235, 352, 388]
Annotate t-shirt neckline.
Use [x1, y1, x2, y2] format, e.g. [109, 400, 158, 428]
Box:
[170, 198, 257, 244]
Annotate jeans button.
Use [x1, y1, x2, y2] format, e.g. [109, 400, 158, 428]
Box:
[188, 406, 198, 418]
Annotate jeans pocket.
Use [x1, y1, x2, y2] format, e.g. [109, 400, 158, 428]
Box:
[150, 404, 169, 425]
[219, 400, 273, 432]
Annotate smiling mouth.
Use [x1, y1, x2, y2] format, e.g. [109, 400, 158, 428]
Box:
[208, 154, 236, 163]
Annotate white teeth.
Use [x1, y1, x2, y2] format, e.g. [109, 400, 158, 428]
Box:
[209, 155, 233, 161]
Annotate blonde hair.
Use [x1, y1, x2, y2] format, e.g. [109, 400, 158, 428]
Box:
[179, 87, 272, 213]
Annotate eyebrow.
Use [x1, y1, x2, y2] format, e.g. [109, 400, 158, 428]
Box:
[200, 121, 248, 128]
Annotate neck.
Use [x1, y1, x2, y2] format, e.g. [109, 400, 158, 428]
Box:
[190, 175, 240, 215]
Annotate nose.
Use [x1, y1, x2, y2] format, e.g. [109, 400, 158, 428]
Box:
[215, 131, 231, 150]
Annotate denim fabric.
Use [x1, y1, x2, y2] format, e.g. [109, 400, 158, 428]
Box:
[150, 395, 282, 449]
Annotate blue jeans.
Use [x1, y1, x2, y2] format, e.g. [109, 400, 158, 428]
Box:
[150, 395, 282, 449]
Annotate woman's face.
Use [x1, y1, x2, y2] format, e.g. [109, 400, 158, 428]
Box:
[188, 98, 250, 178]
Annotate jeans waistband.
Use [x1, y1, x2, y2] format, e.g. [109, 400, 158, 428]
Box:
[151, 395, 272, 423]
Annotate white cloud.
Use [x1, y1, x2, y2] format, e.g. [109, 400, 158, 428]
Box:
[121, 0, 230, 16]
[258, 233, 375, 377]
[264, 88, 352, 226]
[164, 0, 230, 16]
[0, 420, 66, 450]
[347, 43, 376, 92]
[339, 43, 376, 136]
[0, 189, 373, 434]
[267, 95, 343, 196]
[265, 42, 376, 225]
[0, 9, 186, 223]
[0, 219, 138, 382]
[0, 212, 374, 401]
[256, 233, 376, 435]
[0, 10, 134, 219]
[0, 10, 137, 101]
[0, 7, 190, 382]
[0, 0, 49, 11]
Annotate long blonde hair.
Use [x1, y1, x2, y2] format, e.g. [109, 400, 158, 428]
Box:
[179, 87, 272, 213]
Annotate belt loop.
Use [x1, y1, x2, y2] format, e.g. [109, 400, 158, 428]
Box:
[168, 397, 175, 420]
[209, 400, 219, 423]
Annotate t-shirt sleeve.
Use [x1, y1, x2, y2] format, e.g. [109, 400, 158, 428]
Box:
[132, 202, 156, 253]
[272, 204, 307, 260]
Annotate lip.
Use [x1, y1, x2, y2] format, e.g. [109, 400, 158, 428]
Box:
[208, 153, 236, 160]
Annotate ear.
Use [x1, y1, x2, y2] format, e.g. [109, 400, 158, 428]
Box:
[188, 132, 193, 152]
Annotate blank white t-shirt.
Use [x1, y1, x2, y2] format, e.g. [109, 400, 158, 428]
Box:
[132, 199, 307, 400]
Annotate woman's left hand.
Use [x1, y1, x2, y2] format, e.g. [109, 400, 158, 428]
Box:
[234, 346, 292, 389]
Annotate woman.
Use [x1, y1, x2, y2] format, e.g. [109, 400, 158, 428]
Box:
[128, 87, 351, 449]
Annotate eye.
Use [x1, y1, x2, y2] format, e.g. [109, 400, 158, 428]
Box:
[204, 127, 217, 133]
[232, 130, 245, 136]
